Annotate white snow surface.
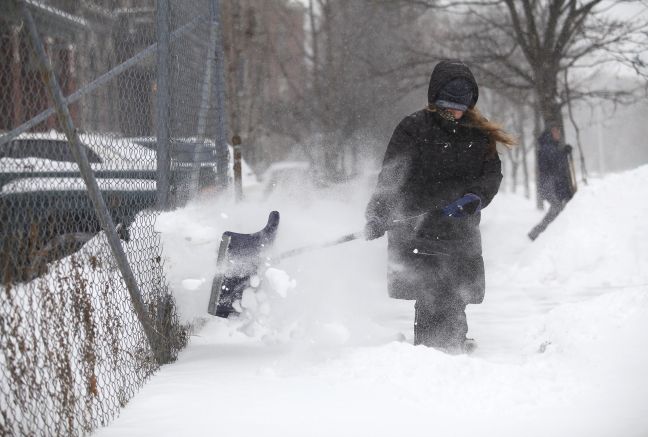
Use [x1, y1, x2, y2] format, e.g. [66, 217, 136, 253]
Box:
[95, 166, 648, 437]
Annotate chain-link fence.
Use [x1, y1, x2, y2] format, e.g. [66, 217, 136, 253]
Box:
[0, 1, 230, 435]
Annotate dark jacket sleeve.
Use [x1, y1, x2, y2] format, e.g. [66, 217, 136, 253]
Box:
[365, 118, 417, 225]
[466, 151, 503, 209]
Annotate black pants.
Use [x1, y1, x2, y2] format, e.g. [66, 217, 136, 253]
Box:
[414, 293, 467, 352]
[528, 199, 566, 241]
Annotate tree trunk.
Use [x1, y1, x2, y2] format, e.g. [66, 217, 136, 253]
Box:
[533, 99, 544, 210]
[535, 67, 564, 131]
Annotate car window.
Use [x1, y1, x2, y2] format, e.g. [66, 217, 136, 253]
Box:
[0, 139, 103, 164]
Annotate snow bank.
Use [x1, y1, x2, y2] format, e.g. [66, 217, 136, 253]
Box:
[513, 165, 648, 289]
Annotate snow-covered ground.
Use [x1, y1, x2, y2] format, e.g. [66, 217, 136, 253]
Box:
[94, 166, 648, 437]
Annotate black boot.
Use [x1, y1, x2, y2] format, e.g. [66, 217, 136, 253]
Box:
[414, 298, 468, 353]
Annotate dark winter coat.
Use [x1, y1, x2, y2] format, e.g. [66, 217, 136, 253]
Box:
[366, 109, 502, 303]
[537, 130, 574, 204]
[366, 62, 502, 304]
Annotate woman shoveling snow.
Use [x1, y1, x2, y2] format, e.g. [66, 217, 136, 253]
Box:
[364, 59, 516, 354]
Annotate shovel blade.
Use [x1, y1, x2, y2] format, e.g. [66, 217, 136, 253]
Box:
[208, 211, 280, 318]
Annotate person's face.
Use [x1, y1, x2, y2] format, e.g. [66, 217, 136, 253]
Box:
[448, 109, 464, 120]
[551, 127, 561, 141]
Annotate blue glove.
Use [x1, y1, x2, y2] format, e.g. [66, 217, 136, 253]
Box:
[442, 193, 482, 218]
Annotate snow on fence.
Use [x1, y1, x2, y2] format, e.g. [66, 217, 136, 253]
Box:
[0, 0, 230, 435]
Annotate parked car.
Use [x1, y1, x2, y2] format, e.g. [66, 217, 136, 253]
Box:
[243, 160, 327, 201]
[0, 131, 158, 283]
[128, 136, 259, 199]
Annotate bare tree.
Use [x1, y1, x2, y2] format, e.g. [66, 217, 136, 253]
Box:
[397, 0, 647, 128]
[259, 0, 425, 180]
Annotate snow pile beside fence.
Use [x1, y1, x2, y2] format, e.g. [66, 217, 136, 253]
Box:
[1, 213, 187, 437]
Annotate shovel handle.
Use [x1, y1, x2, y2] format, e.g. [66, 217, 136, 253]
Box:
[274, 231, 364, 261]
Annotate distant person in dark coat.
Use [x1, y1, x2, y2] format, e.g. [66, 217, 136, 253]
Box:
[364, 60, 515, 354]
[528, 126, 575, 241]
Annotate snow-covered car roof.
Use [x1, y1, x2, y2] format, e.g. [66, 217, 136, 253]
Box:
[0, 131, 157, 173]
[1, 177, 156, 194]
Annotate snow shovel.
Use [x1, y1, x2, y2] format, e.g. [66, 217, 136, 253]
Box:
[207, 211, 280, 317]
[207, 210, 446, 318]
[207, 211, 365, 317]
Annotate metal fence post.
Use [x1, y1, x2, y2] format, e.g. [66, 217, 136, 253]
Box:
[19, 0, 166, 364]
[156, 0, 171, 210]
[211, 0, 230, 190]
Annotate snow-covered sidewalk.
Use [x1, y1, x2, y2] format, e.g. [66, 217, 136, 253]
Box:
[94, 167, 648, 437]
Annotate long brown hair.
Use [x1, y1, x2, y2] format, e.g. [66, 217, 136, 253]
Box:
[427, 104, 517, 155]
